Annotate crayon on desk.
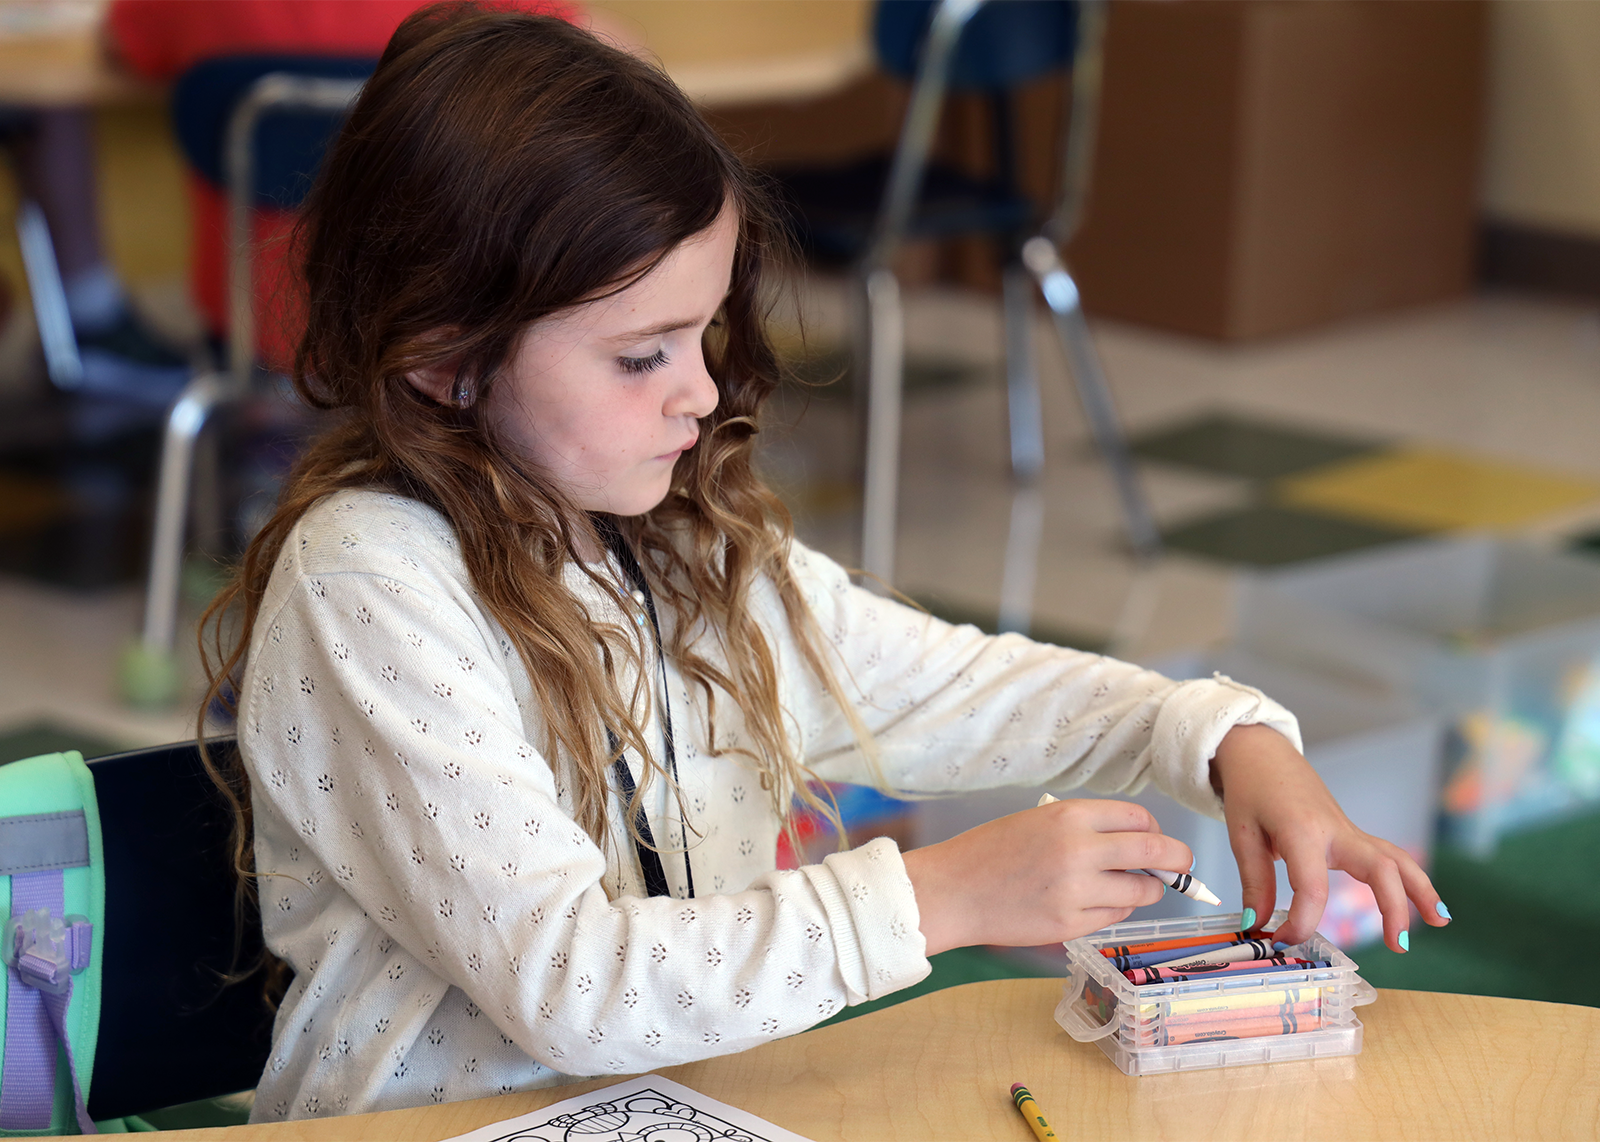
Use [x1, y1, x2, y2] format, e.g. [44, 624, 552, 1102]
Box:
[1009, 1084, 1058, 1142]
[1036, 792, 1221, 905]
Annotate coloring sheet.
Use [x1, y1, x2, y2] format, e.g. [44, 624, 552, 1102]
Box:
[440, 1073, 816, 1142]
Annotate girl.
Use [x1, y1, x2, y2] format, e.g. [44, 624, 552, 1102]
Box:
[205, 4, 1448, 1122]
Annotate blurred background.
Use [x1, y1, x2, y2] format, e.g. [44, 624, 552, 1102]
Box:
[0, 0, 1597, 1029]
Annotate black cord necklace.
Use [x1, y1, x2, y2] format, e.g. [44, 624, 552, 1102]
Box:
[594, 515, 694, 900]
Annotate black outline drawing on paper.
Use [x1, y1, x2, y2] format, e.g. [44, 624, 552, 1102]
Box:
[484, 1086, 770, 1141]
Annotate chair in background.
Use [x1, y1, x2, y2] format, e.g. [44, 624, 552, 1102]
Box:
[87, 736, 274, 1121]
[779, 0, 1160, 641]
[119, 59, 369, 706]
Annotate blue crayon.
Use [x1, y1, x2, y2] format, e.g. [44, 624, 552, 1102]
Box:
[1111, 937, 1279, 973]
[1127, 958, 1334, 986]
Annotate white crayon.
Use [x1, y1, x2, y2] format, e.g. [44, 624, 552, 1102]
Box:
[1145, 937, 1278, 971]
[1036, 793, 1222, 906]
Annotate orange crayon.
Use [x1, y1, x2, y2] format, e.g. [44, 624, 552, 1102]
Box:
[1137, 1012, 1323, 1046]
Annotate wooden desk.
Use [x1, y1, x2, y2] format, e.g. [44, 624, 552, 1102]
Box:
[0, 2, 158, 106]
[160, 980, 1599, 1142]
[590, 0, 872, 107]
[0, 1, 871, 110]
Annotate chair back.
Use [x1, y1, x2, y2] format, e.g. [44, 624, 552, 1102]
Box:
[171, 54, 375, 208]
[85, 737, 275, 1121]
[874, 0, 1077, 92]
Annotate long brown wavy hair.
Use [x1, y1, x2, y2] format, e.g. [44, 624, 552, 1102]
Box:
[200, 3, 877, 909]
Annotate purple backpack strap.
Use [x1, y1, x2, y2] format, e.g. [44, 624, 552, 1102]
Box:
[1, 872, 97, 1134]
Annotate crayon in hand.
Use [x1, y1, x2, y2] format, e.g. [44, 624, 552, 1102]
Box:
[1036, 793, 1220, 904]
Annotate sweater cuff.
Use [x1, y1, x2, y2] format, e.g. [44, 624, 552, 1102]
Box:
[800, 837, 930, 1005]
[1151, 672, 1303, 820]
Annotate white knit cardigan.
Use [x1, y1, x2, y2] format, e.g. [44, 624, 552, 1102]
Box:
[239, 490, 1300, 1121]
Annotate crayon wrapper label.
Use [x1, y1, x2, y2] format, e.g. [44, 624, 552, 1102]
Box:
[1135, 1012, 1324, 1047]
[1138, 986, 1322, 1020]
[1141, 999, 1321, 1031]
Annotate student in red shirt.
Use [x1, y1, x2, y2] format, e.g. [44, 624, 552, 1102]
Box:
[106, 0, 598, 369]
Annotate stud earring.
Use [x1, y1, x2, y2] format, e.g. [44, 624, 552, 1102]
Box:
[450, 377, 475, 409]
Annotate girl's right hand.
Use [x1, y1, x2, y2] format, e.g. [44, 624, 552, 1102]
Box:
[901, 799, 1191, 956]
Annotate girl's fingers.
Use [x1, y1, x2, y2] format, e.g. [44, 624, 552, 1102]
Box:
[1102, 830, 1194, 879]
[1227, 820, 1279, 935]
[1274, 833, 1330, 946]
[1100, 868, 1168, 910]
[1344, 845, 1411, 953]
[1389, 841, 1450, 928]
[1057, 798, 1162, 834]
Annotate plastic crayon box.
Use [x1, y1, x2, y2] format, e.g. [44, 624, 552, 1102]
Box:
[1054, 911, 1376, 1077]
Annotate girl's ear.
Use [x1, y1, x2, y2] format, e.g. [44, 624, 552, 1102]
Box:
[405, 364, 456, 406]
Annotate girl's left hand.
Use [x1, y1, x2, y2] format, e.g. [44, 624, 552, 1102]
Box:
[1210, 723, 1451, 952]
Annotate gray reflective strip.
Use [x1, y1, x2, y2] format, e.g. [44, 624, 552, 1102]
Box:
[0, 812, 90, 876]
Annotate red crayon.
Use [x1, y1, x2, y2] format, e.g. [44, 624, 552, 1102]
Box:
[1125, 957, 1329, 985]
[1100, 930, 1257, 959]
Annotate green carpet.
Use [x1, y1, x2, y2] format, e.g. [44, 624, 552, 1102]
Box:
[1161, 503, 1421, 567]
[1131, 413, 1382, 481]
[1349, 807, 1600, 1008]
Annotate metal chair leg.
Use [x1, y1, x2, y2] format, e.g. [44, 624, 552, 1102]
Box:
[1001, 263, 1045, 483]
[120, 372, 238, 706]
[1022, 236, 1161, 564]
[997, 484, 1045, 636]
[15, 200, 83, 390]
[997, 261, 1046, 634]
[859, 268, 905, 588]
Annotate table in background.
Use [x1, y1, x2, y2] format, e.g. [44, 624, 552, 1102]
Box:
[0, 1, 156, 105]
[0, 0, 873, 109]
[162, 979, 1599, 1141]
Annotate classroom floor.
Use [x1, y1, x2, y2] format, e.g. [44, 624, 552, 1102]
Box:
[1, 275, 1599, 1013]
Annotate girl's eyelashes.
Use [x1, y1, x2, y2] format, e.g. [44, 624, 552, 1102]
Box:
[618, 348, 669, 375]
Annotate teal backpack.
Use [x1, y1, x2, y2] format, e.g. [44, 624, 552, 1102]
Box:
[0, 751, 103, 1135]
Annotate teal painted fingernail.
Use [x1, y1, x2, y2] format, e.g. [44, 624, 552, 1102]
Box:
[1241, 907, 1256, 932]
[1398, 930, 1410, 952]
[1436, 902, 1452, 921]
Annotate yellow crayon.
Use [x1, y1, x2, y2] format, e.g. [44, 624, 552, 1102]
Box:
[1010, 1083, 1059, 1142]
[1138, 985, 1322, 1020]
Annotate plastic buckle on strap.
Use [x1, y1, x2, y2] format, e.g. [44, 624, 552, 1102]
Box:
[1, 908, 92, 995]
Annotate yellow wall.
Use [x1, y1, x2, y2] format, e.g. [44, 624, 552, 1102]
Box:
[1482, 0, 1600, 237]
[0, 103, 188, 314]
